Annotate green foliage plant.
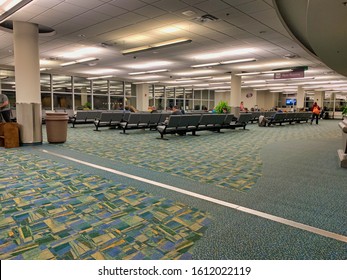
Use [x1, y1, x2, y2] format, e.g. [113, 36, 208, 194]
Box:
[214, 100, 231, 113]
[342, 104, 347, 116]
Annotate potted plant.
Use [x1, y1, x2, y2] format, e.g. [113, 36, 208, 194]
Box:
[214, 100, 231, 113]
[342, 105, 347, 119]
[83, 102, 91, 110]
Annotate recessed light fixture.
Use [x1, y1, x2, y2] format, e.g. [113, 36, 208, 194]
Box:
[129, 69, 169, 75]
[87, 75, 113, 80]
[0, 0, 33, 23]
[60, 57, 98, 67]
[122, 38, 192, 55]
[235, 72, 261, 76]
[192, 58, 257, 68]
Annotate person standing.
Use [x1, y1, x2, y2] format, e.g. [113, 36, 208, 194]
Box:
[0, 93, 11, 122]
[172, 105, 183, 115]
[240, 101, 245, 111]
[310, 102, 320, 125]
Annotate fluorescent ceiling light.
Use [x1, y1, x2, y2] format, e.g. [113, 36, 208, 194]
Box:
[242, 80, 266, 84]
[221, 58, 257, 65]
[192, 76, 212, 80]
[129, 69, 168, 75]
[0, 0, 33, 23]
[261, 69, 292, 74]
[86, 69, 118, 75]
[193, 48, 255, 60]
[60, 57, 98, 67]
[192, 58, 256, 68]
[210, 76, 230, 81]
[191, 62, 220, 68]
[235, 72, 261, 76]
[175, 69, 217, 76]
[152, 38, 191, 48]
[60, 61, 77, 67]
[87, 75, 113, 80]
[122, 38, 192, 55]
[133, 81, 159, 84]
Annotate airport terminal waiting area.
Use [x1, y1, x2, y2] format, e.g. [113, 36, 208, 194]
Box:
[0, 111, 346, 260]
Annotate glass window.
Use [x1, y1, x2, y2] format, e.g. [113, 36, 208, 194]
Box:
[193, 90, 201, 99]
[125, 83, 136, 109]
[40, 73, 51, 91]
[110, 80, 123, 96]
[209, 91, 215, 100]
[41, 92, 51, 110]
[93, 80, 108, 95]
[154, 85, 165, 110]
[110, 96, 124, 110]
[166, 87, 175, 109]
[52, 75, 72, 93]
[0, 75, 15, 90]
[73, 77, 91, 110]
[53, 93, 72, 109]
[94, 95, 108, 110]
[148, 85, 154, 107]
[202, 90, 208, 99]
[74, 77, 91, 94]
[184, 88, 193, 110]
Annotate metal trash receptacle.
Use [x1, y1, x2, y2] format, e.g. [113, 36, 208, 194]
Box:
[45, 112, 69, 143]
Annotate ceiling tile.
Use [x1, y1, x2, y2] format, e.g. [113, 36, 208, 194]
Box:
[94, 3, 128, 16]
[109, 0, 147, 10]
[152, 0, 189, 12]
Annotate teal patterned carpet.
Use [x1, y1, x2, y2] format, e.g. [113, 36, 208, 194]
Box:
[0, 119, 345, 260]
[0, 150, 210, 260]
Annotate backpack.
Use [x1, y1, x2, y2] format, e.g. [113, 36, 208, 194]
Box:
[313, 107, 320, 114]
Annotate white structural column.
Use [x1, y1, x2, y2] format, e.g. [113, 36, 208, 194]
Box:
[136, 84, 149, 111]
[296, 86, 305, 109]
[13, 21, 42, 144]
[229, 73, 242, 117]
[314, 91, 324, 107]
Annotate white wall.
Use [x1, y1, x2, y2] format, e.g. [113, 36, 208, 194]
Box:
[214, 91, 229, 108]
[214, 89, 278, 111]
[241, 89, 257, 110]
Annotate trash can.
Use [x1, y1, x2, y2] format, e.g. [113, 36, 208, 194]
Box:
[45, 112, 69, 143]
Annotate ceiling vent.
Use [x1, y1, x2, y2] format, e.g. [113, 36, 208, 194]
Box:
[182, 10, 196, 17]
[100, 42, 116, 48]
[283, 54, 300, 59]
[195, 14, 219, 23]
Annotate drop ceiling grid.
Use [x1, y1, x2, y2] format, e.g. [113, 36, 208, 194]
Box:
[193, 0, 232, 13]
[151, 0, 190, 12]
[109, 0, 148, 10]
[64, 0, 109, 9]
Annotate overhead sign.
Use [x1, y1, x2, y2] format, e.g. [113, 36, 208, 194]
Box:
[274, 69, 305, 79]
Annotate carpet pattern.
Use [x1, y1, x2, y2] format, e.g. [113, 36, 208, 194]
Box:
[63, 128, 263, 192]
[61, 121, 340, 192]
[0, 150, 211, 260]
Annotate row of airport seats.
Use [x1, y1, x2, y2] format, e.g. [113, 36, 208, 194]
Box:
[249, 111, 312, 125]
[267, 112, 312, 125]
[90, 111, 252, 137]
[156, 113, 253, 140]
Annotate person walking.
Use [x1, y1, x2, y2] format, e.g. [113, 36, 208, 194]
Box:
[0, 93, 11, 122]
[310, 102, 320, 125]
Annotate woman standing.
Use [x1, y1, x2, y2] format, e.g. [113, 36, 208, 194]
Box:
[310, 102, 320, 125]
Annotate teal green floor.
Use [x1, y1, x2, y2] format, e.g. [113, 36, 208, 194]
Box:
[0, 120, 346, 259]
